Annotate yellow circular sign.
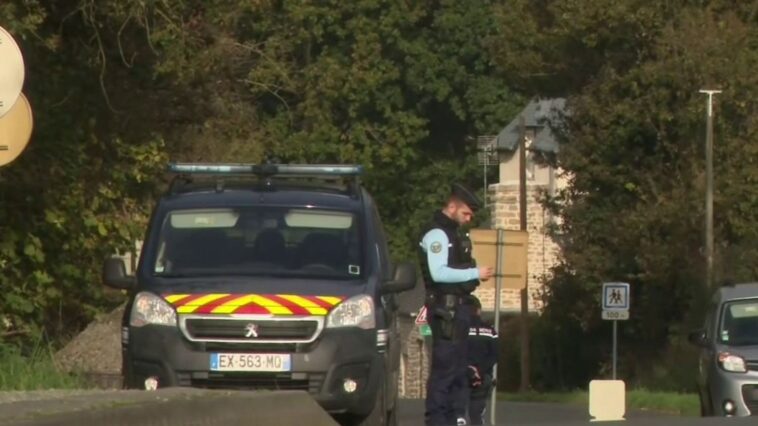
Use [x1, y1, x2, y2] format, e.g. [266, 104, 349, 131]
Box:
[0, 26, 25, 118]
[0, 93, 33, 167]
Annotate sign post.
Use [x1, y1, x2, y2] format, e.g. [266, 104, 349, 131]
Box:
[469, 228, 528, 426]
[601, 282, 630, 380]
[489, 228, 505, 425]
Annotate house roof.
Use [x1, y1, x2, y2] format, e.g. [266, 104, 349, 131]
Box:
[492, 98, 566, 153]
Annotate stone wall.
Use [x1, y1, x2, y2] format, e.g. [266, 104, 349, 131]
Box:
[472, 182, 561, 313]
[399, 317, 430, 398]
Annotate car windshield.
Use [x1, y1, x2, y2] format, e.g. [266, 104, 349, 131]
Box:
[719, 298, 758, 346]
[152, 207, 363, 280]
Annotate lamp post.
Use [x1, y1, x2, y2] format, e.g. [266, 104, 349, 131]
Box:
[699, 89, 721, 289]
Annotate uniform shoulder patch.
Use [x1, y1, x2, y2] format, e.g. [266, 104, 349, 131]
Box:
[430, 241, 443, 253]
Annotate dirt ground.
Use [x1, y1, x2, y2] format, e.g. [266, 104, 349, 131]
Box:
[53, 305, 125, 388]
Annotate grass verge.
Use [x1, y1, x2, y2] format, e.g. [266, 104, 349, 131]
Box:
[0, 343, 85, 390]
[499, 389, 699, 416]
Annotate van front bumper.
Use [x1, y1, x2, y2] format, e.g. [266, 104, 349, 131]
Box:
[707, 367, 758, 416]
[123, 323, 383, 416]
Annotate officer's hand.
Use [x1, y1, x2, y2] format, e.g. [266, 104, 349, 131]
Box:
[468, 366, 482, 387]
[478, 266, 494, 281]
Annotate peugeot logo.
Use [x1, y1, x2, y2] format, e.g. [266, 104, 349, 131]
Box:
[244, 323, 259, 338]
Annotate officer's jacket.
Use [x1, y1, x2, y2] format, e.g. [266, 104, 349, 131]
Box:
[418, 210, 479, 295]
[467, 315, 499, 376]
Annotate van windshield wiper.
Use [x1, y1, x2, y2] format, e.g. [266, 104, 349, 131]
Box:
[153, 272, 213, 278]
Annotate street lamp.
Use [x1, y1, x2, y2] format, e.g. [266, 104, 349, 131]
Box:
[699, 89, 721, 289]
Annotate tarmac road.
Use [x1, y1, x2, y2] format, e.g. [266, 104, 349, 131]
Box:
[397, 398, 755, 426]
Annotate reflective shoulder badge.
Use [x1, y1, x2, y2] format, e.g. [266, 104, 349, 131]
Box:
[430, 241, 442, 253]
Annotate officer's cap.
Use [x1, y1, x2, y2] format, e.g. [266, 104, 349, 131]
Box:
[450, 183, 482, 212]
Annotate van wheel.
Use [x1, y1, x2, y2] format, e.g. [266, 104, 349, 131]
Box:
[336, 381, 387, 426]
[359, 380, 387, 426]
[699, 388, 712, 417]
[386, 394, 398, 426]
[386, 369, 398, 426]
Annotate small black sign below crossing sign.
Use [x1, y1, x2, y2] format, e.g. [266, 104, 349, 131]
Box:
[602, 282, 630, 320]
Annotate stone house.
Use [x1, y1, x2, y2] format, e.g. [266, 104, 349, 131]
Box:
[473, 97, 568, 313]
[397, 98, 568, 398]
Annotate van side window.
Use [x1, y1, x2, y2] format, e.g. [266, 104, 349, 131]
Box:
[704, 303, 717, 340]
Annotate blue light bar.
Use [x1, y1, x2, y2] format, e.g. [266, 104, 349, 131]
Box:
[169, 163, 255, 174]
[168, 163, 363, 176]
[275, 164, 364, 176]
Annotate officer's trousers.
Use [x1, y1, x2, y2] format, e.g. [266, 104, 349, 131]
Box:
[468, 383, 492, 425]
[425, 302, 472, 426]
[455, 378, 492, 425]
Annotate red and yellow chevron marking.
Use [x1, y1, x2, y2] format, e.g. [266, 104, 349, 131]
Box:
[163, 293, 345, 316]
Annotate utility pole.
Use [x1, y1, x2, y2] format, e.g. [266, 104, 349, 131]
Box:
[699, 89, 721, 289]
[518, 115, 531, 392]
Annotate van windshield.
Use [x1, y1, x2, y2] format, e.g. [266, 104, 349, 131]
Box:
[719, 299, 758, 346]
[152, 207, 363, 280]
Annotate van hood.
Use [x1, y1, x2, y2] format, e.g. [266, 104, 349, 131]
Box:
[145, 276, 368, 316]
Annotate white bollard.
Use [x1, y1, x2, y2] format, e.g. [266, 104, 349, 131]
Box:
[589, 380, 626, 422]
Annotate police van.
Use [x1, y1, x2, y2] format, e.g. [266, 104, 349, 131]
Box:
[102, 163, 416, 426]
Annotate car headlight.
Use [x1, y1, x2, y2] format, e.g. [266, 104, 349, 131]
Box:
[130, 292, 177, 327]
[718, 352, 747, 373]
[326, 295, 375, 329]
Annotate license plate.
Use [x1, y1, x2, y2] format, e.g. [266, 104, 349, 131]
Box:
[210, 353, 291, 372]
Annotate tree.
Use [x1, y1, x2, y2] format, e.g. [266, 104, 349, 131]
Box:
[491, 0, 758, 389]
[0, 0, 522, 347]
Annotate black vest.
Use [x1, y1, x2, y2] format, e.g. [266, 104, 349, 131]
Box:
[418, 211, 478, 295]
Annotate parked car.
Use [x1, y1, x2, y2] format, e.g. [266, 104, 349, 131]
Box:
[102, 163, 416, 426]
[689, 282, 758, 417]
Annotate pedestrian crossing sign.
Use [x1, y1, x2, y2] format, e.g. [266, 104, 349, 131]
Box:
[602, 282, 630, 311]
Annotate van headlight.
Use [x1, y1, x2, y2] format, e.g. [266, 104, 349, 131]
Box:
[718, 352, 747, 373]
[130, 292, 177, 327]
[326, 295, 375, 329]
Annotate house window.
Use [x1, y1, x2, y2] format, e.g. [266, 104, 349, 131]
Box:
[525, 136, 536, 181]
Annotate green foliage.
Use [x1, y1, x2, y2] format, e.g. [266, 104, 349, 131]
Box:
[498, 389, 699, 417]
[492, 0, 758, 389]
[0, 1, 168, 346]
[0, 342, 85, 390]
[1, 0, 518, 349]
[8, 0, 751, 397]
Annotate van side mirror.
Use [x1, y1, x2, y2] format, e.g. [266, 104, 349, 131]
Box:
[382, 262, 417, 294]
[688, 329, 708, 348]
[102, 257, 136, 290]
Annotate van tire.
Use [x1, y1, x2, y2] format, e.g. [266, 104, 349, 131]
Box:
[336, 378, 387, 426]
[699, 388, 712, 417]
[358, 377, 387, 426]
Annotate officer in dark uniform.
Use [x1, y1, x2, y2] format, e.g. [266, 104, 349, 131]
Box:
[419, 184, 494, 426]
[455, 296, 499, 425]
